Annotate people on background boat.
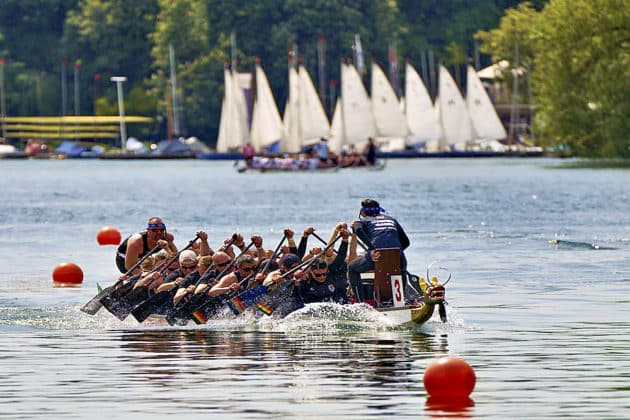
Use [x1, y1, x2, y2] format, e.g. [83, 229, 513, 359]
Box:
[348, 199, 410, 301]
[243, 142, 255, 167]
[115, 217, 177, 274]
[317, 137, 329, 163]
[245, 150, 340, 171]
[363, 137, 377, 168]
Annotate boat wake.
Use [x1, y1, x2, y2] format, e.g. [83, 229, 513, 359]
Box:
[549, 239, 616, 250]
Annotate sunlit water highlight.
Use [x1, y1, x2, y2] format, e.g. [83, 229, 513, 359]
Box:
[0, 158, 629, 418]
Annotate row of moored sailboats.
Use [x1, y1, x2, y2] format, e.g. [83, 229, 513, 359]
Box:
[217, 60, 509, 155]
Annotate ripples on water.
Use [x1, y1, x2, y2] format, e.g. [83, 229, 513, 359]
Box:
[0, 158, 629, 418]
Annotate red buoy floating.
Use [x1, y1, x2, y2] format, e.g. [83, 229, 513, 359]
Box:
[423, 357, 476, 399]
[52, 262, 84, 284]
[97, 226, 121, 245]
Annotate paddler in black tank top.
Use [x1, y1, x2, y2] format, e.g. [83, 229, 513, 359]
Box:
[116, 217, 177, 274]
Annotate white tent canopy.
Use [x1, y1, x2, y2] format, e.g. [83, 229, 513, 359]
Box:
[477, 60, 524, 79]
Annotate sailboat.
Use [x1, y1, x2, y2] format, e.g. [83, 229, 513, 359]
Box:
[403, 61, 442, 152]
[370, 61, 407, 152]
[283, 63, 330, 153]
[437, 65, 474, 151]
[250, 62, 284, 153]
[329, 62, 376, 153]
[465, 65, 508, 151]
[216, 68, 250, 153]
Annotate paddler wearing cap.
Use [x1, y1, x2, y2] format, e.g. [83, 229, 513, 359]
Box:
[115, 216, 178, 274]
[348, 199, 410, 301]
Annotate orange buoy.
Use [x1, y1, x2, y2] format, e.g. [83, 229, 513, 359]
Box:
[423, 357, 476, 399]
[52, 262, 84, 284]
[97, 226, 121, 245]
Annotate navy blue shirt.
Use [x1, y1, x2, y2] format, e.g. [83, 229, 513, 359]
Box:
[353, 214, 410, 251]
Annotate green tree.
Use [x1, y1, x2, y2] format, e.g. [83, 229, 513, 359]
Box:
[149, 0, 225, 140]
[64, 0, 158, 114]
[531, 0, 630, 157]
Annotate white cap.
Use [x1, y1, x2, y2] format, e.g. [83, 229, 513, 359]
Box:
[179, 250, 198, 264]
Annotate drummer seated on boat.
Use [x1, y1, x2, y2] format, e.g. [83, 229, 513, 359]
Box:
[115, 217, 177, 274]
[348, 199, 410, 302]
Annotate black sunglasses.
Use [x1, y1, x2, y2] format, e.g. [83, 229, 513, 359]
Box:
[181, 263, 197, 270]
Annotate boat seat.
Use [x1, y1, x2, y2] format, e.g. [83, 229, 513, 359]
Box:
[358, 248, 401, 307]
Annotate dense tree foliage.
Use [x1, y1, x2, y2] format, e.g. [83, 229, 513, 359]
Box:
[476, 0, 629, 157]
[7, 0, 627, 157]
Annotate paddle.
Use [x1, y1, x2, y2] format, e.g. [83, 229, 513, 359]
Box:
[100, 235, 201, 321]
[126, 235, 217, 323]
[161, 236, 239, 325]
[167, 241, 255, 324]
[189, 271, 258, 324]
[226, 233, 287, 315]
[80, 244, 163, 315]
[161, 236, 243, 325]
[255, 234, 342, 316]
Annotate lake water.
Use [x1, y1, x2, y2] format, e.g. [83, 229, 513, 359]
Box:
[0, 158, 628, 418]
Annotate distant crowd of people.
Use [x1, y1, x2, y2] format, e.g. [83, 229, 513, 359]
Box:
[242, 137, 378, 171]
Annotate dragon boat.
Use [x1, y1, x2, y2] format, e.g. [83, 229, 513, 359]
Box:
[81, 239, 447, 328]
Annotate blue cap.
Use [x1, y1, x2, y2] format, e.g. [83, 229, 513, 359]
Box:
[280, 253, 300, 268]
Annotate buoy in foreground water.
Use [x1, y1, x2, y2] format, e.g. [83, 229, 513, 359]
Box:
[423, 357, 476, 399]
[97, 226, 121, 245]
[52, 262, 84, 284]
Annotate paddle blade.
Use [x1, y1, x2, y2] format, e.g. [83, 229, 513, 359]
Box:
[438, 302, 447, 322]
[255, 301, 274, 315]
[131, 293, 170, 323]
[191, 309, 208, 324]
[227, 296, 247, 315]
[80, 285, 114, 315]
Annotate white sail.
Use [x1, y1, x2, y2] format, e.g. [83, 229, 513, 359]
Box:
[232, 71, 251, 147]
[283, 64, 331, 152]
[467, 65, 507, 141]
[298, 65, 330, 147]
[404, 62, 442, 149]
[371, 61, 408, 146]
[216, 69, 250, 153]
[250, 63, 284, 152]
[438, 65, 473, 151]
[340, 62, 376, 149]
[328, 99, 344, 153]
[283, 66, 301, 153]
[215, 69, 230, 153]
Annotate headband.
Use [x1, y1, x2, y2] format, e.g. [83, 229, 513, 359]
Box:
[361, 206, 385, 214]
[147, 222, 166, 230]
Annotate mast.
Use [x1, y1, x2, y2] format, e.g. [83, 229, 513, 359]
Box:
[169, 44, 180, 137]
[508, 34, 520, 146]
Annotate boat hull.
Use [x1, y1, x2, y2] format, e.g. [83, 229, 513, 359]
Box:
[376, 302, 437, 326]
